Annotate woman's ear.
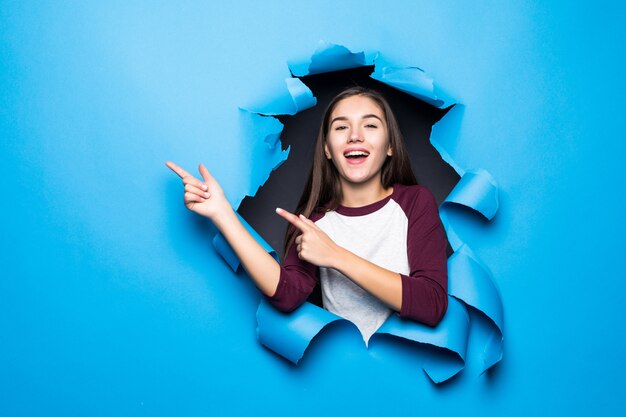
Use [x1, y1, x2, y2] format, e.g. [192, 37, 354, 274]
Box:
[387, 146, 393, 157]
[324, 143, 332, 160]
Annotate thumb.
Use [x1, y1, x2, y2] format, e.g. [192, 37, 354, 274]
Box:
[198, 163, 213, 183]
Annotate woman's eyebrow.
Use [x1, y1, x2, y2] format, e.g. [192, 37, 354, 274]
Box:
[330, 114, 383, 125]
[330, 116, 348, 125]
[362, 114, 383, 122]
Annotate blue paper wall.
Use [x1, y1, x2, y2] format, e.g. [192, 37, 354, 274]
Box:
[2, 1, 625, 416]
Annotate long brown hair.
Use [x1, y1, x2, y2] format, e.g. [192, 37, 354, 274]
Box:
[284, 86, 417, 254]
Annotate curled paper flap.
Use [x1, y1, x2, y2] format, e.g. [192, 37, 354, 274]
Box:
[374, 297, 469, 383]
[439, 169, 499, 251]
[445, 169, 499, 220]
[244, 78, 317, 116]
[257, 296, 469, 383]
[370, 64, 447, 108]
[447, 245, 503, 372]
[285, 77, 317, 113]
[256, 299, 346, 364]
[288, 40, 372, 77]
[428, 96, 504, 374]
[429, 103, 465, 175]
[437, 169, 503, 373]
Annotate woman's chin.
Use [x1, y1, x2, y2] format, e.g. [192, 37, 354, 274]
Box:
[340, 173, 379, 187]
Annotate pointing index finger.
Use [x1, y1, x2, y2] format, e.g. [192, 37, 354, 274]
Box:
[165, 161, 192, 179]
[275, 208, 308, 232]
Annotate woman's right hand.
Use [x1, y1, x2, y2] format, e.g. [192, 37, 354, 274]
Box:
[165, 161, 232, 221]
[166, 162, 281, 299]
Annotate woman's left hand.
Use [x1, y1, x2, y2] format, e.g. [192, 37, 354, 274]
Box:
[276, 208, 342, 268]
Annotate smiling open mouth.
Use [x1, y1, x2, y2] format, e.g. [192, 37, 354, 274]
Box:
[344, 150, 369, 160]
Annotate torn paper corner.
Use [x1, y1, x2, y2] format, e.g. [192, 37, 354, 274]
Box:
[285, 78, 317, 113]
[430, 103, 466, 176]
[288, 40, 375, 77]
[371, 66, 443, 108]
[370, 55, 454, 109]
[242, 78, 317, 117]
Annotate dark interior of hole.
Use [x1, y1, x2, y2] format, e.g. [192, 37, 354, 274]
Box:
[238, 66, 460, 304]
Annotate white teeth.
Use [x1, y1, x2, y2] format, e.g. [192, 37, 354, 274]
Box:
[345, 151, 369, 157]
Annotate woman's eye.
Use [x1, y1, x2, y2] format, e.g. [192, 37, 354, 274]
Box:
[335, 126, 348, 131]
[365, 124, 378, 128]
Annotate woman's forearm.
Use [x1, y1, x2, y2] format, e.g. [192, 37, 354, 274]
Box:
[332, 247, 403, 312]
[213, 207, 281, 297]
[331, 243, 448, 327]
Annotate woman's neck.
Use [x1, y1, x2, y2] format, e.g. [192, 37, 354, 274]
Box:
[340, 178, 393, 208]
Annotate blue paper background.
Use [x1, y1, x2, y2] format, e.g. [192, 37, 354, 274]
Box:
[2, 1, 625, 415]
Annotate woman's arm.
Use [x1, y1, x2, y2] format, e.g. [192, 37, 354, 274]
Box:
[166, 162, 280, 297]
[276, 208, 403, 309]
[276, 191, 447, 326]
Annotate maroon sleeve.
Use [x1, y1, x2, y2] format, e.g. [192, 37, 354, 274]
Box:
[396, 186, 448, 326]
[265, 211, 325, 312]
[265, 242, 318, 312]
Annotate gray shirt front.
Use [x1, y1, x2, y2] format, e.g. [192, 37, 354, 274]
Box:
[316, 198, 410, 343]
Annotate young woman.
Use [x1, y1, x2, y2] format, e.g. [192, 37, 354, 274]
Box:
[166, 87, 448, 342]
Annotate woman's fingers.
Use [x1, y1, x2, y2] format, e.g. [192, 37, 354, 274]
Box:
[167, 161, 232, 220]
[275, 208, 308, 232]
[298, 214, 321, 230]
[166, 161, 208, 190]
[184, 192, 205, 204]
[185, 183, 211, 199]
[165, 161, 191, 179]
[184, 176, 208, 191]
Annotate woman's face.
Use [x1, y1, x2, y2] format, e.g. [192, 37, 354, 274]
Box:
[324, 95, 392, 188]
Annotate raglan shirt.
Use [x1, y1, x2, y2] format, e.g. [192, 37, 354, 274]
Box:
[267, 184, 448, 343]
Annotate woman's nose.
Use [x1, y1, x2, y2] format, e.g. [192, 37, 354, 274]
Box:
[348, 128, 363, 143]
